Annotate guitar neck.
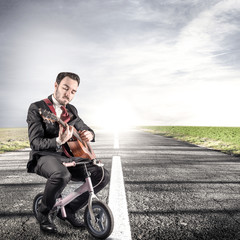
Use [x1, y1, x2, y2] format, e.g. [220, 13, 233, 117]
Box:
[58, 118, 66, 127]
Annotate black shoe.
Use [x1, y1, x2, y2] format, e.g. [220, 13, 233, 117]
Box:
[57, 208, 85, 228]
[38, 211, 57, 233]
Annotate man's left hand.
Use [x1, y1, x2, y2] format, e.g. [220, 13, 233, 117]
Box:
[79, 130, 93, 142]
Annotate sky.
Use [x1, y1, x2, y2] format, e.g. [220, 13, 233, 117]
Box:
[0, 0, 240, 129]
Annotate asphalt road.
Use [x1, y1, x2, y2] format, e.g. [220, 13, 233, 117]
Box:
[1, 129, 240, 240]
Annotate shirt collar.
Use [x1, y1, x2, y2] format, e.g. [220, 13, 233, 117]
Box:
[52, 94, 62, 108]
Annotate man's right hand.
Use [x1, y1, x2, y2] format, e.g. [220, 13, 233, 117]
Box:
[57, 124, 74, 145]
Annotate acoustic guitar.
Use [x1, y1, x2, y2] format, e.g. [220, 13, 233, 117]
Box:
[39, 108, 96, 160]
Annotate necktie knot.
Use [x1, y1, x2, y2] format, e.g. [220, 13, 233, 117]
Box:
[60, 106, 70, 123]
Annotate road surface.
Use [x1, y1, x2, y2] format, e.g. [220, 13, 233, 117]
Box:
[1, 129, 240, 239]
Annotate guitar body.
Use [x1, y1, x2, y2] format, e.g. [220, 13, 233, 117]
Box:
[67, 137, 96, 160]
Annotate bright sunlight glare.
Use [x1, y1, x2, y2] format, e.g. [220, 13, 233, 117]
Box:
[95, 99, 138, 132]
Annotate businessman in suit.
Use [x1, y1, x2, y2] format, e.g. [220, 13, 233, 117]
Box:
[27, 72, 110, 233]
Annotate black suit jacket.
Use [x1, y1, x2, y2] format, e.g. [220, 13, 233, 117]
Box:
[26, 95, 95, 173]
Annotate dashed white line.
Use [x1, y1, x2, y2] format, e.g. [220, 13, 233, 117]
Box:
[108, 132, 132, 240]
[108, 156, 132, 240]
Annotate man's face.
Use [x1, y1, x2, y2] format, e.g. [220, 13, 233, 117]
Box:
[54, 77, 78, 105]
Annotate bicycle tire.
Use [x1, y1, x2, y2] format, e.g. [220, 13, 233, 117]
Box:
[33, 192, 44, 221]
[84, 200, 114, 239]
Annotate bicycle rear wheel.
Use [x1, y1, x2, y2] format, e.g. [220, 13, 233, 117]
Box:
[84, 200, 114, 239]
[33, 192, 44, 221]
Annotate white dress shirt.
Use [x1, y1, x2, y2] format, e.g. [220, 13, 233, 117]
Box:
[52, 94, 63, 118]
[52, 95, 64, 147]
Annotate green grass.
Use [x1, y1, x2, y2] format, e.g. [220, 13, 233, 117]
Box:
[0, 128, 29, 153]
[142, 126, 240, 156]
[2, 126, 240, 156]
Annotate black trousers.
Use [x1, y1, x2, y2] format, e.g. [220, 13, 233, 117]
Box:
[35, 154, 110, 214]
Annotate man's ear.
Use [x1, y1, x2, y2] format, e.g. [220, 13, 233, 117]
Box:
[54, 82, 59, 93]
[53, 82, 58, 97]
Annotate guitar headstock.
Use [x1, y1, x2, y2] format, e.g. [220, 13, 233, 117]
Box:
[39, 108, 58, 123]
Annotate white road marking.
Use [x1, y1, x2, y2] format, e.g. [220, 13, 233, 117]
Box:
[108, 155, 132, 240]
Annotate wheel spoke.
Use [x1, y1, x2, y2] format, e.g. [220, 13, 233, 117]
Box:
[96, 215, 105, 231]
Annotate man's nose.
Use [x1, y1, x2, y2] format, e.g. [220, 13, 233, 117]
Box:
[65, 90, 71, 98]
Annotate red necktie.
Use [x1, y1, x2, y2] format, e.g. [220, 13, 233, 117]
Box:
[60, 106, 70, 123]
[60, 106, 72, 157]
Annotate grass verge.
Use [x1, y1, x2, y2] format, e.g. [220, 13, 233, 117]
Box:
[142, 126, 240, 156]
[0, 128, 29, 154]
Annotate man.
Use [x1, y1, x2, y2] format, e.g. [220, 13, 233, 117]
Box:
[26, 72, 110, 233]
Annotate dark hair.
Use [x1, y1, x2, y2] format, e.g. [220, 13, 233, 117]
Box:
[56, 72, 80, 86]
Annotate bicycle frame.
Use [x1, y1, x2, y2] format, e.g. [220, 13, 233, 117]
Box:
[53, 162, 98, 223]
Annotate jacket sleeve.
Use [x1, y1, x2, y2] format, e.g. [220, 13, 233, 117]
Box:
[27, 102, 58, 151]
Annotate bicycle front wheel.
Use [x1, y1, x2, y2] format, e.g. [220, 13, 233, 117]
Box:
[84, 200, 114, 239]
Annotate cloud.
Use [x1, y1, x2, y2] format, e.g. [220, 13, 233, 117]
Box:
[0, 0, 240, 127]
[174, 0, 240, 71]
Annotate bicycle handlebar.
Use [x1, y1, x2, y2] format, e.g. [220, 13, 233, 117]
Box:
[62, 162, 76, 167]
[62, 159, 104, 168]
[63, 161, 90, 167]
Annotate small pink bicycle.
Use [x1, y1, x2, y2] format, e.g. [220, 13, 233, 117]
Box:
[33, 160, 114, 239]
